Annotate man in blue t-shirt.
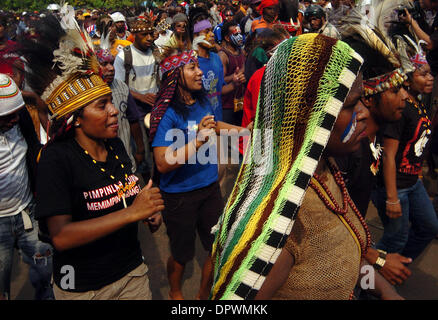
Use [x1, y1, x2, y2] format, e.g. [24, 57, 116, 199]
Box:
[192, 18, 245, 122]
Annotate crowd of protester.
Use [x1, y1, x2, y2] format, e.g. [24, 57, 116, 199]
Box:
[1, 0, 438, 301]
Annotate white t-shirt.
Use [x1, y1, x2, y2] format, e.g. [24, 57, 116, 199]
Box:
[0, 125, 33, 217]
[113, 45, 159, 95]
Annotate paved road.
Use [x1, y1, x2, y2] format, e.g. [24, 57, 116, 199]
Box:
[10, 174, 438, 300]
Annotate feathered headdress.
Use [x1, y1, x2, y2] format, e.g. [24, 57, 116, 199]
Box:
[338, 1, 408, 96]
[19, 3, 111, 122]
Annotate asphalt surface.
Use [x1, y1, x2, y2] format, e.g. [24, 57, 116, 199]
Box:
[9, 172, 438, 300]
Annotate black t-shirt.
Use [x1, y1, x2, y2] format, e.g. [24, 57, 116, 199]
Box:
[336, 135, 383, 218]
[35, 137, 143, 292]
[383, 100, 432, 189]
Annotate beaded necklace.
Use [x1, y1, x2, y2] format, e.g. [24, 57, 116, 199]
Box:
[309, 162, 372, 301]
[308, 161, 372, 257]
[407, 96, 430, 123]
[82, 144, 136, 208]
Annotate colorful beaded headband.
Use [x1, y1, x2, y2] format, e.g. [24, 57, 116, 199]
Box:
[130, 19, 154, 33]
[363, 68, 407, 97]
[159, 50, 198, 74]
[44, 73, 112, 120]
[96, 49, 114, 64]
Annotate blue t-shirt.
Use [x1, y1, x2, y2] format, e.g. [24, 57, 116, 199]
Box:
[152, 101, 218, 193]
[198, 52, 225, 122]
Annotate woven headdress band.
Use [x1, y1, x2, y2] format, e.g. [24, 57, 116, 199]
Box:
[159, 50, 198, 74]
[45, 73, 111, 120]
[363, 68, 407, 97]
[210, 34, 363, 300]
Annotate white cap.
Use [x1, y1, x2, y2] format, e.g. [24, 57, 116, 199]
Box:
[0, 74, 25, 116]
[110, 12, 126, 23]
[47, 4, 61, 11]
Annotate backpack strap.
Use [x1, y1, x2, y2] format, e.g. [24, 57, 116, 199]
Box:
[123, 45, 136, 86]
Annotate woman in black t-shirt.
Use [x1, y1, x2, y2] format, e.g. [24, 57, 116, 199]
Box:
[21, 15, 165, 299]
[36, 92, 164, 299]
[372, 59, 438, 260]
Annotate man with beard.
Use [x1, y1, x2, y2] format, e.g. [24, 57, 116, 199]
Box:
[110, 12, 131, 41]
[94, 15, 132, 57]
[0, 74, 54, 300]
[304, 4, 340, 39]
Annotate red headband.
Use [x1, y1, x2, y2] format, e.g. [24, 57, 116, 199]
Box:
[159, 50, 198, 74]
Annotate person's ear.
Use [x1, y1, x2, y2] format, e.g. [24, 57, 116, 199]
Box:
[361, 95, 375, 109]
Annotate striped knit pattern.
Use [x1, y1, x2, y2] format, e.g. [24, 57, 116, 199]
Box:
[149, 68, 180, 142]
[111, 79, 137, 173]
[210, 34, 364, 300]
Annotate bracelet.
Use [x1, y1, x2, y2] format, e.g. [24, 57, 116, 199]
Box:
[373, 256, 386, 270]
[386, 199, 400, 205]
[377, 249, 387, 260]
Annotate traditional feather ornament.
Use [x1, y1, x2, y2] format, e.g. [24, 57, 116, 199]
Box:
[394, 35, 415, 74]
[19, 2, 110, 122]
[338, 6, 401, 68]
[339, 2, 412, 97]
[53, 4, 99, 73]
[99, 29, 112, 51]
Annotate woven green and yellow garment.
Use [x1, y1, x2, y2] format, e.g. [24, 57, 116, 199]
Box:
[210, 34, 364, 300]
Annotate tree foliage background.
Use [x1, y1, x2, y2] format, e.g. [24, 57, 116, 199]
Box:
[2, 0, 142, 11]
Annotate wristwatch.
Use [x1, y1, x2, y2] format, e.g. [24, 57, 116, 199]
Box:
[373, 249, 387, 270]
